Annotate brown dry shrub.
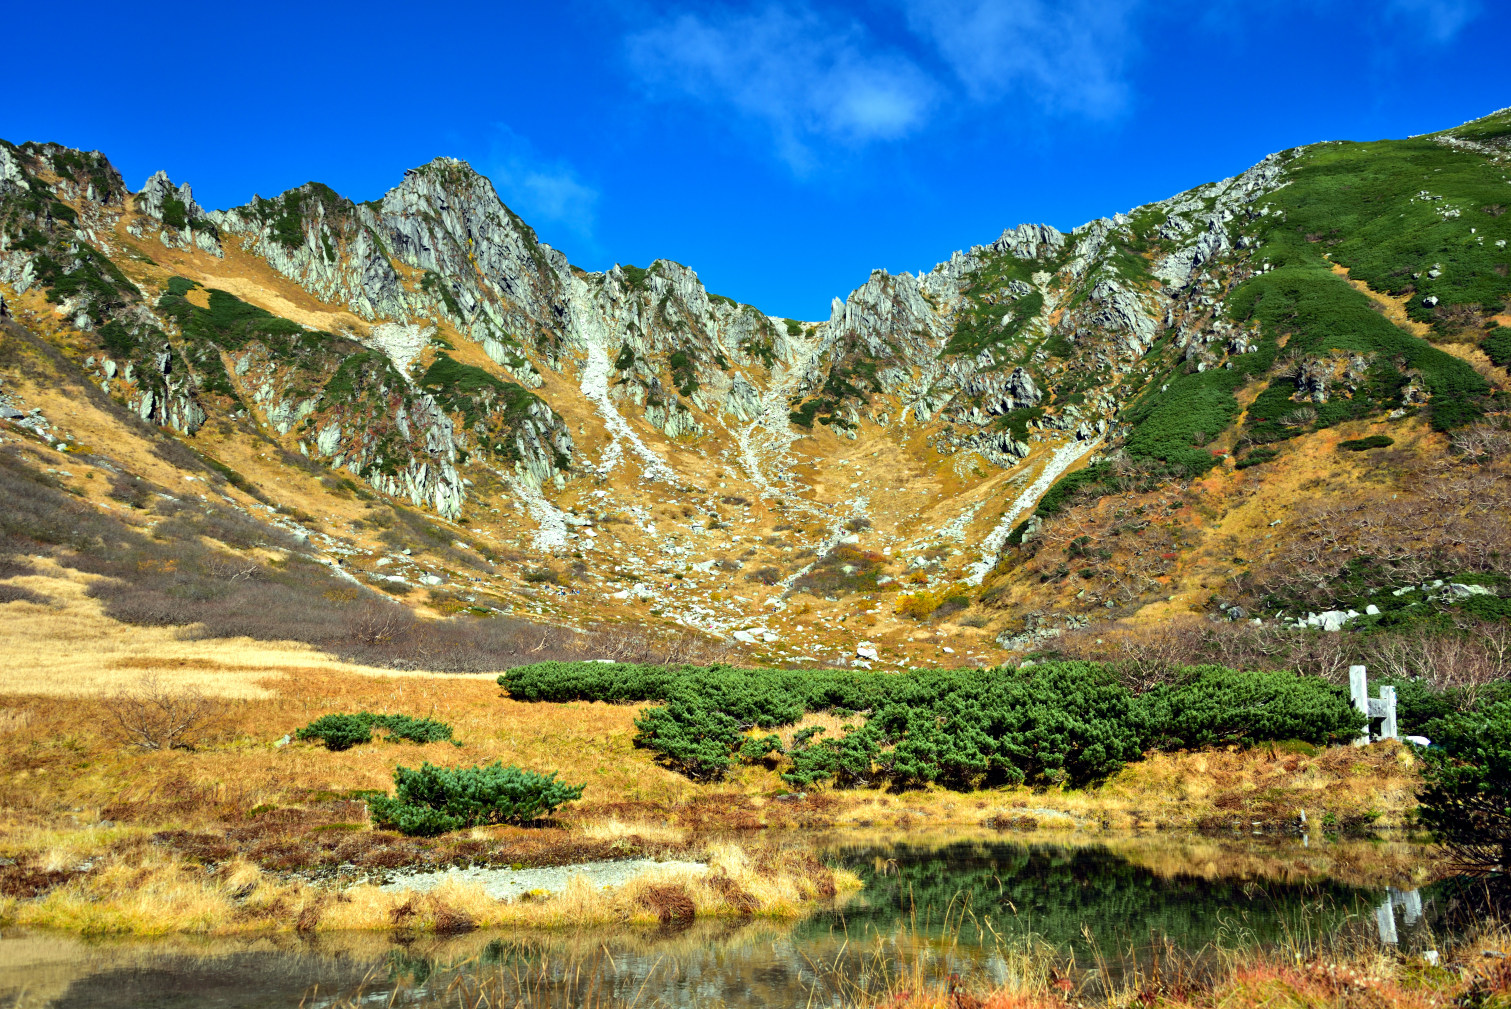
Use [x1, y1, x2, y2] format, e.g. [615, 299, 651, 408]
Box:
[1432, 302, 1485, 339]
[745, 566, 781, 586]
[1242, 455, 1511, 609]
[1452, 422, 1511, 463]
[752, 847, 836, 897]
[389, 897, 418, 926]
[294, 902, 322, 932]
[0, 583, 47, 604]
[1360, 622, 1511, 707]
[983, 813, 1038, 831]
[638, 882, 696, 924]
[149, 830, 235, 863]
[0, 863, 80, 898]
[580, 624, 733, 666]
[431, 900, 476, 934]
[704, 871, 760, 913]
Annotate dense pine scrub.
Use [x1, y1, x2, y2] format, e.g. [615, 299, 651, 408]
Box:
[155, 278, 398, 406]
[370, 762, 586, 836]
[1230, 129, 1505, 433]
[295, 712, 456, 751]
[1415, 699, 1511, 871]
[1270, 129, 1511, 335]
[499, 661, 1365, 789]
[944, 249, 1055, 359]
[1025, 119, 1508, 524]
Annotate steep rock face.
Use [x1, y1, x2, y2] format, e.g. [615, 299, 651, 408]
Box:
[131, 171, 222, 257]
[1, 135, 1309, 522]
[210, 167, 577, 492]
[0, 143, 208, 434]
[210, 183, 408, 321]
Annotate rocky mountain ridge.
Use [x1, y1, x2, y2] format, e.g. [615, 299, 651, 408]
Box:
[1, 108, 1508, 664]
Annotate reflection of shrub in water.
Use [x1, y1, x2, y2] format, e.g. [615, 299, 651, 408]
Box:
[807, 842, 1376, 959]
[1418, 699, 1511, 875]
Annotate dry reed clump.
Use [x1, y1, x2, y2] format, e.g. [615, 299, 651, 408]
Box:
[636, 882, 696, 924]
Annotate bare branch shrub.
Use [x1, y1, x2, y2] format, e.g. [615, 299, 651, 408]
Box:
[1451, 422, 1511, 463]
[1361, 621, 1511, 709]
[1241, 450, 1511, 610]
[103, 674, 223, 750]
[1056, 618, 1208, 694]
[581, 624, 734, 666]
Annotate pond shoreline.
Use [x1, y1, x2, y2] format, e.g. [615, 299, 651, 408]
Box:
[0, 835, 1493, 1009]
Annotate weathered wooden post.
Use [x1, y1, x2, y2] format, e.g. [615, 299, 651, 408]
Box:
[1349, 666, 1398, 743]
[1376, 685, 1398, 741]
[1350, 665, 1371, 745]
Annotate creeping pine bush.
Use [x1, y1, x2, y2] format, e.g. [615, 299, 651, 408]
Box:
[370, 762, 586, 836]
[1134, 668, 1365, 750]
[1416, 700, 1511, 870]
[1338, 435, 1394, 452]
[296, 712, 455, 751]
[502, 661, 1366, 789]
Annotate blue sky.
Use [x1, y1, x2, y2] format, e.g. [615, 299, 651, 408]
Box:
[5, 1, 1505, 320]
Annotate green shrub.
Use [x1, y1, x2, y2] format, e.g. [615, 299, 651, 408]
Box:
[296, 712, 455, 751]
[160, 195, 189, 230]
[1135, 668, 1365, 749]
[1236, 447, 1280, 469]
[1416, 700, 1511, 870]
[1122, 372, 1243, 475]
[1338, 435, 1394, 451]
[873, 663, 1143, 788]
[633, 698, 746, 781]
[504, 661, 1381, 789]
[1484, 325, 1511, 369]
[1370, 677, 1466, 731]
[370, 761, 585, 836]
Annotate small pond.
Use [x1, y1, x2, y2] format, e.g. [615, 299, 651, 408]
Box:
[0, 836, 1454, 1008]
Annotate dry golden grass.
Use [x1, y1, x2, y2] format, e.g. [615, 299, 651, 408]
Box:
[578, 817, 687, 845]
[0, 635, 1426, 861]
[0, 560, 457, 698]
[1, 839, 860, 936]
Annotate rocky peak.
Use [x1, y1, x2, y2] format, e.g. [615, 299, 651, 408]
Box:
[136, 170, 202, 222]
[133, 170, 221, 257]
[987, 223, 1066, 261]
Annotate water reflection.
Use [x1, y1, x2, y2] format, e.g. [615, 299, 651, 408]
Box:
[0, 838, 1449, 1009]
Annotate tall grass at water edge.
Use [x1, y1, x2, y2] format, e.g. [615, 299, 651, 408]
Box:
[320, 884, 1511, 1009]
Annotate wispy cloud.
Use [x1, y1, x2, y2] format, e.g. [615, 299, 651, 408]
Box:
[1383, 0, 1480, 42]
[904, 0, 1137, 117]
[484, 126, 599, 247]
[625, 5, 938, 171]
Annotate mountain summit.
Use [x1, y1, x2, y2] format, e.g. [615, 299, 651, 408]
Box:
[1, 108, 1509, 667]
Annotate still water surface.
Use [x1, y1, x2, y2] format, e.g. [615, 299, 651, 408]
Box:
[0, 837, 1445, 1008]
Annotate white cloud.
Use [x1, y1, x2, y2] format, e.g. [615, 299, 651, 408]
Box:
[625, 6, 939, 171]
[1383, 0, 1480, 43]
[904, 0, 1137, 117]
[484, 126, 599, 244]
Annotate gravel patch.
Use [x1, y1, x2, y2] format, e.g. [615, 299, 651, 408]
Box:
[377, 858, 708, 902]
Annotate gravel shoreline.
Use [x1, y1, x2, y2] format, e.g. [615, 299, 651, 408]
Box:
[377, 858, 709, 902]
